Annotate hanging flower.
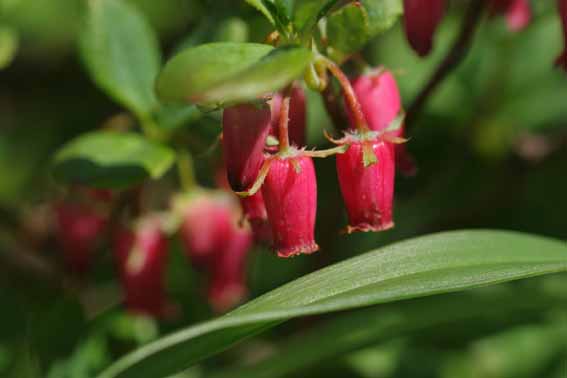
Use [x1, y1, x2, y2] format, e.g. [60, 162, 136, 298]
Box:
[403, 0, 446, 57]
[113, 217, 168, 317]
[261, 151, 319, 257]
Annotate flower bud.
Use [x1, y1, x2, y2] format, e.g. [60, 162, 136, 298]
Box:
[222, 103, 271, 191]
[208, 224, 253, 312]
[403, 0, 445, 57]
[178, 193, 235, 268]
[489, 0, 531, 32]
[350, 70, 402, 134]
[269, 85, 307, 147]
[336, 139, 395, 233]
[261, 153, 319, 257]
[556, 0, 567, 71]
[350, 70, 417, 176]
[54, 202, 107, 274]
[216, 162, 271, 242]
[240, 193, 272, 243]
[113, 217, 168, 317]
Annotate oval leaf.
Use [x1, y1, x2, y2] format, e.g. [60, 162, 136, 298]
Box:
[193, 46, 313, 104]
[327, 0, 403, 58]
[360, 0, 403, 36]
[98, 230, 567, 378]
[156, 42, 274, 104]
[157, 44, 312, 106]
[245, 0, 275, 25]
[294, 0, 340, 38]
[79, 0, 161, 116]
[52, 132, 175, 189]
[327, 3, 370, 57]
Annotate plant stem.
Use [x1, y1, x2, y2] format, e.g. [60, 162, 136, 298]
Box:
[278, 85, 293, 153]
[321, 56, 368, 132]
[406, 0, 486, 130]
[177, 150, 197, 192]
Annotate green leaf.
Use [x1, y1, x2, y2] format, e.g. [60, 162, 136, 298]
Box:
[210, 285, 567, 378]
[154, 105, 202, 131]
[193, 46, 312, 104]
[327, 0, 403, 57]
[293, 0, 340, 37]
[156, 43, 312, 106]
[360, 0, 403, 36]
[245, 0, 275, 25]
[98, 230, 567, 378]
[31, 299, 86, 371]
[244, 0, 293, 33]
[79, 0, 161, 117]
[263, 1, 290, 27]
[156, 42, 273, 105]
[0, 26, 19, 70]
[52, 131, 175, 189]
[327, 3, 370, 56]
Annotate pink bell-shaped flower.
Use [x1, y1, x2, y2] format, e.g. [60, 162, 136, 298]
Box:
[403, 0, 446, 57]
[240, 192, 272, 243]
[489, 0, 531, 32]
[178, 193, 235, 268]
[208, 223, 253, 312]
[261, 152, 319, 257]
[54, 202, 107, 274]
[336, 138, 395, 233]
[349, 69, 416, 176]
[113, 217, 168, 317]
[222, 103, 271, 191]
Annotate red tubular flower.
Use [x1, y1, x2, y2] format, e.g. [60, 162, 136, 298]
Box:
[349, 69, 417, 176]
[216, 162, 271, 242]
[336, 138, 395, 233]
[178, 193, 235, 268]
[350, 70, 402, 134]
[222, 103, 271, 191]
[506, 0, 531, 31]
[557, 0, 567, 71]
[269, 85, 307, 146]
[54, 202, 107, 274]
[261, 153, 319, 257]
[403, 0, 445, 57]
[240, 192, 272, 243]
[489, 0, 531, 32]
[113, 218, 168, 317]
[208, 224, 253, 312]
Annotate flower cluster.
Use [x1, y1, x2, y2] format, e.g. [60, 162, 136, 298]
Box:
[222, 68, 409, 257]
[48, 0, 567, 321]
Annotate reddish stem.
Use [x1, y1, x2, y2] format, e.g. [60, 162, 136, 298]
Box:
[324, 58, 368, 132]
[278, 85, 292, 152]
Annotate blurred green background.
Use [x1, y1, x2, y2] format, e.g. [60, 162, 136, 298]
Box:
[1, 0, 566, 377]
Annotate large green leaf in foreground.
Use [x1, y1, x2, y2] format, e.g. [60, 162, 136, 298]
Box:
[211, 283, 567, 378]
[99, 230, 567, 378]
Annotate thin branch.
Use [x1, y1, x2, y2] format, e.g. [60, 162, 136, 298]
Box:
[278, 85, 293, 152]
[0, 229, 66, 291]
[323, 57, 369, 132]
[321, 84, 349, 131]
[406, 0, 486, 130]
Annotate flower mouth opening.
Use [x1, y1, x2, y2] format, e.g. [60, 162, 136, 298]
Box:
[342, 222, 395, 235]
[276, 241, 320, 258]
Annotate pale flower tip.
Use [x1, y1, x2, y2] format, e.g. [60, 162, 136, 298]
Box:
[276, 242, 320, 258]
